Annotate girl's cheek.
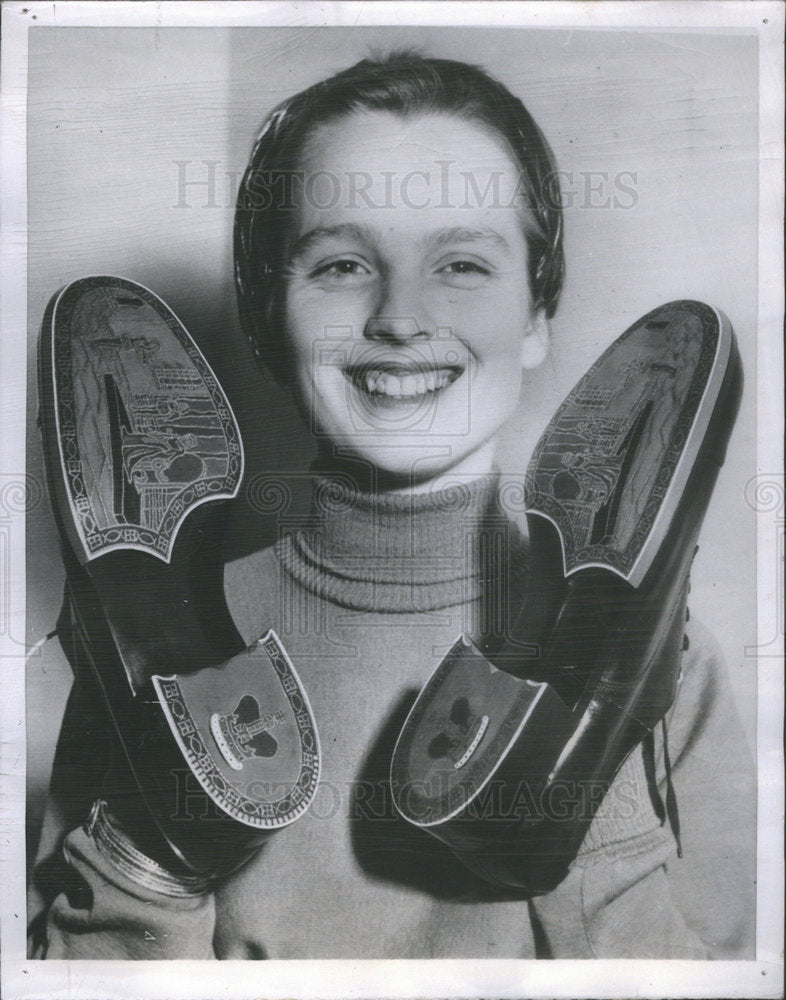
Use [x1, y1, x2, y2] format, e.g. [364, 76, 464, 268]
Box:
[323, 295, 377, 336]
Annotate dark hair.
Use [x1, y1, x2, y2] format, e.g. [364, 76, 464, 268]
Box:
[234, 52, 564, 381]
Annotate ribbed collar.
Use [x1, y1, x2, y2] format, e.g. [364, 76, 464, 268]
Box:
[274, 473, 507, 613]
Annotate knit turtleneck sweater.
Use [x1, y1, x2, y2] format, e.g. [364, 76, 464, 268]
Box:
[274, 472, 517, 613]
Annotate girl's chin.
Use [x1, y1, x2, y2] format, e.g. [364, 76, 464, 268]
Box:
[314, 437, 498, 493]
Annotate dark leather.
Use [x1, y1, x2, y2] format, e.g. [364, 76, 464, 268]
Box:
[391, 301, 743, 895]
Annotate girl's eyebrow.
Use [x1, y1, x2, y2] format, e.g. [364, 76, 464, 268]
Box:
[290, 223, 382, 259]
[426, 226, 512, 251]
[289, 223, 512, 261]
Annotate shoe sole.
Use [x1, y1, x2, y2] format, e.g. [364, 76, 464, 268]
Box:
[39, 275, 244, 565]
[525, 300, 736, 587]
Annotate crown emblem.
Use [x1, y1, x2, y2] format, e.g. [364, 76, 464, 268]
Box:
[427, 697, 489, 771]
[210, 695, 286, 771]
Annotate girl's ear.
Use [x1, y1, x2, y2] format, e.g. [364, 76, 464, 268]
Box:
[520, 309, 550, 370]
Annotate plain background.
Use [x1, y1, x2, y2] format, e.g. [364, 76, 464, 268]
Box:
[24, 26, 759, 855]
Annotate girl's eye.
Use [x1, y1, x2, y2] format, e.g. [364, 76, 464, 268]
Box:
[312, 259, 371, 280]
[442, 261, 488, 274]
[438, 258, 492, 286]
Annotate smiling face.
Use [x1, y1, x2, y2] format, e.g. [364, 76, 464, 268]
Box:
[284, 110, 549, 489]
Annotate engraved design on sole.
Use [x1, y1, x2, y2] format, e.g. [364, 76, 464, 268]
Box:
[42, 275, 244, 564]
[524, 301, 733, 586]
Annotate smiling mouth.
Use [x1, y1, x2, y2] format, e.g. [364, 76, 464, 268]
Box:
[343, 364, 463, 399]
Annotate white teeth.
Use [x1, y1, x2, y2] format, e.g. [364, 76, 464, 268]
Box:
[354, 368, 458, 398]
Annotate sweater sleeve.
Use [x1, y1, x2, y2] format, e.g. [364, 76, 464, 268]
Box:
[529, 617, 756, 959]
[28, 680, 218, 960]
[36, 827, 217, 960]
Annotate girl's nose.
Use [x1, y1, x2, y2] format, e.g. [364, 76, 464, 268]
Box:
[363, 275, 432, 343]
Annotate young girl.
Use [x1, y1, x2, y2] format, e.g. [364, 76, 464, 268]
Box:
[30, 53, 755, 960]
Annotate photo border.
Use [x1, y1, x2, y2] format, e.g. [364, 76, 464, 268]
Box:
[1, 3, 782, 998]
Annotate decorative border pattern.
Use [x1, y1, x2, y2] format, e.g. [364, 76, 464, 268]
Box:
[153, 631, 320, 829]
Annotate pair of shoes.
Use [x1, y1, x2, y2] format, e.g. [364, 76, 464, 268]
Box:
[39, 276, 319, 883]
[390, 301, 742, 895]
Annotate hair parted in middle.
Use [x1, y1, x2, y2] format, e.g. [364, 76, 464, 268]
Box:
[234, 51, 565, 382]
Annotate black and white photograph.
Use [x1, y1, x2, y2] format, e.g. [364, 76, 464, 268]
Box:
[1, 2, 782, 998]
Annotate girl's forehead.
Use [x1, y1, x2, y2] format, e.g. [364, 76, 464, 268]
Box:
[293, 109, 529, 236]
[299, 108, 519, 175]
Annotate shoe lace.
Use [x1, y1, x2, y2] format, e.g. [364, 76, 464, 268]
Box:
[643, 721, 683, 859]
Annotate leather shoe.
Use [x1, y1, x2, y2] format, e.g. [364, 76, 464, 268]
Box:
[39, 276, 319, 887]
[390, 300, 742, 895]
